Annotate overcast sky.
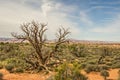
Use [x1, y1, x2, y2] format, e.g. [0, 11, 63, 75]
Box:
[0, 0, 120, 41]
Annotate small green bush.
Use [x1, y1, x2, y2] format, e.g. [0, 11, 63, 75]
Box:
[85, 65, 99, 73]
[112, 63, 120, 69]
[100, 70, 109, 80]
[85, 64, 110, 73]
[117, 70, 120, 80]
[88, 60, 96, 65]
[85, 65, 93, 73]
[80, 63, 87, 69]
[15, 68, 24, 73]
[0, 64, 3, 69]
[100, 65, 110, 70]
[106, 62, 112, 66]
[0, 72, 3, 80]
[5, 64, 14, 72]
[47, 62, 88, 80]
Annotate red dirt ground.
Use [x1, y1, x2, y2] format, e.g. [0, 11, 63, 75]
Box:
[0, 69, 119, 80]
[0, 69, 53, 80]
[82, 69, 119, 80]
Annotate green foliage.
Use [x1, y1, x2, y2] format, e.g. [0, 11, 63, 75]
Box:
[15, 68, 24, 73]
[50, 62, 88, 80]
[85, 64, 110, 73]
[0, 43, 19, 53]
[100, 70, 109, 80]
[112, 62, 120, 69]
[80, 63, 87, 69]
[0, 72, 3, 80]
[70, 44, 86, 57]
[101, 47, 112, 57]
[5, 64, 14, 72]
[117, 70, 120, 80]
[1, 41, 120, 75]
[99, 65, 110, 71]
[85, 65, 95, 73]
[0, 64, 3, 69]
[106, 62, 112, 66]
[88, 60, 97, 65]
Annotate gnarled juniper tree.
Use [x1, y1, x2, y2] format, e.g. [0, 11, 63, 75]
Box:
[11, 21, 70, 72]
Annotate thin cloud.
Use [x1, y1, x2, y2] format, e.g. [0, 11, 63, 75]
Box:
[0, 0, 80, 39]
[90, 1, 120, 5]
[91, 14, 120, 33]
[79, 11, 93, 26]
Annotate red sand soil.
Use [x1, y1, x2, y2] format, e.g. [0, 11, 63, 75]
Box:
[0, 69, 53, 80]
[82, 69, 119, 80]
[0, 69, 119, 80]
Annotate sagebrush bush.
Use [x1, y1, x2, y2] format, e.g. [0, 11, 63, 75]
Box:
[0, 64, 3, 69]
[80, 63, 87, 69]
[117, 69, 120, 80]
[0, 72, 3, 80]
[106, 62, 112, 66]
[85, 64, 110, 73]
[5, 64, 14, 72]
[15, 68, 24, 73]
[88, 60, 96, 65]
[112, 62, 120, 69]
[100, 65, 110, 70]
[85, 65, 97, 73]
[100, 70, 109, 80]
[47, 62, 88, 80]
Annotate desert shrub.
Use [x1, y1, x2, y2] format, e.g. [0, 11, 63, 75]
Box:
[85, 65, 99, 73]
[112, 62, 120, 69]
[88, 60, 97, 65]
[0, 64, 3, 69]
[70, 44, 86, 57]
[100, 70, 109, 80]
[84, 64, 109, 73]
[0, 42, 4, 45]
[106, 62, 112, 66]
[48, 62, 88, 80]
[15, 68, 24, 73]
[0, 55, 7, 61]
[5, 64, 14, 72]
[0, 72, 3, 80]
[80, 63, 87, 69]
[85, 65, 93, 73]
[2, 57, 30, 70]
[117, 70, 120, 80]
[101, 47, 111, 56]
[100, 65, 110, 70]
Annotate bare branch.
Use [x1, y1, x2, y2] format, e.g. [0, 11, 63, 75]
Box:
[11, 21, 70, 71]
[54, 27, 70, 52]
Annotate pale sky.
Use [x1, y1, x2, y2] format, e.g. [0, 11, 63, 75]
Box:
[0, 0, 120, 41]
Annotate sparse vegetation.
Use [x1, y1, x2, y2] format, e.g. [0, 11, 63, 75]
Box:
[0, 21, 120, 80]
[47, 62, 88, 80]
[15, 68, 24, 73]
[0, 73, 3, 80]
[100, 70, 109, 80]
[0, 64, 3, 69]
[5, 64, 14, 73]
[117, 70, 120, 80]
